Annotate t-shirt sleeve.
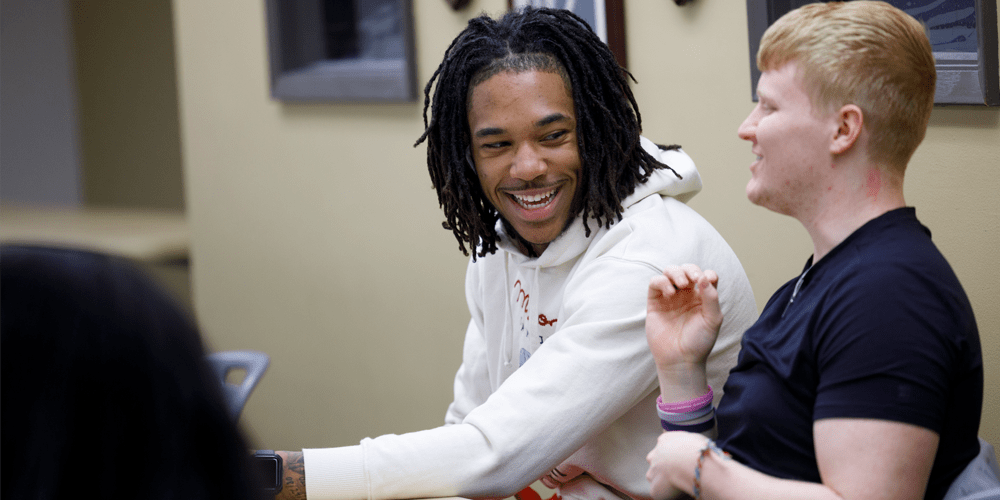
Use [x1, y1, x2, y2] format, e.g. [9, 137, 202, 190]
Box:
[811, 262, 961, 433]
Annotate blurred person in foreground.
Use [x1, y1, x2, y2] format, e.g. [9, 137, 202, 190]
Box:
[1, 245, 263, 500]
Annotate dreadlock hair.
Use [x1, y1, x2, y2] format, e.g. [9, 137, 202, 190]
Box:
[415, 7, 679, 260]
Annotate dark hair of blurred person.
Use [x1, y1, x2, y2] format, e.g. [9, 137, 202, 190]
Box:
[1, 245, 262, 500]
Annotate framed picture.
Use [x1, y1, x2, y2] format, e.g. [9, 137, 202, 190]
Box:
[745, 0, 999, 106]
[264, 0, 417, 102]
[509, 0, 627, 69]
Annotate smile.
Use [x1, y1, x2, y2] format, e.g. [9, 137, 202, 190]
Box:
[511, 188, 558, 209]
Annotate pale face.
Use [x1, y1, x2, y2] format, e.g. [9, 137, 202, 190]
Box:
[467, 70, 581, 255]
[737, 62, 838, 218]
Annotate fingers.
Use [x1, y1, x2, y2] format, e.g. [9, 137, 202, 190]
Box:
[698, 271, 722, 319]
[650, 265, 718, 294]
[648, 274, 676, 300]
[666, 264, 699, 289]
[646, 432, 693, 500]
[702, 269, 719, 288]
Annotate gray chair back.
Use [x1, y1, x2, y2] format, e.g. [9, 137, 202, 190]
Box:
[206, 350, 270, 420]
[944, 438, 1000, 500]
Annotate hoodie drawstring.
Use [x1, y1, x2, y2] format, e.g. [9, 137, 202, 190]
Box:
[502, 252, 513, 368]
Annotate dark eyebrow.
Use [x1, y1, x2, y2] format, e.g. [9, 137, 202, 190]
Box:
[473, 113, 571, 139]
[536, 113, 570, 128]
[474, 127, 504, 138]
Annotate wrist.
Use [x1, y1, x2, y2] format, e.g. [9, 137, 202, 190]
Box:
[693, 439, 731, 499]
[668, 434, 711, 496]
[655, 362, 709, 403]
[275, 451, 306, 500]
[252, 450, 283, 497]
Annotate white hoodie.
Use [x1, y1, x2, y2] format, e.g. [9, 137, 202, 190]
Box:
[304, 138, 758, 500]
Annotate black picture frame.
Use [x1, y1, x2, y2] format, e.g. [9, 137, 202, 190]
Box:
[745, 0, 999, 106]
[509, 0, 627, 69]
[264, 0, 417, 102]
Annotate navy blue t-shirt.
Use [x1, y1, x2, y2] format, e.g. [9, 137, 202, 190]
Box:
[716, 208, 982, 500]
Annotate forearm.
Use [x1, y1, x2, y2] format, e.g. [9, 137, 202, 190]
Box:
[648, 434, 842, 500]
[277, 451, 306, 500]
[695, 450, 842, 500]
[650, 421, 937, 500]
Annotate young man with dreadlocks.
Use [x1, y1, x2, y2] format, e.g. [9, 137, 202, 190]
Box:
[273, 8, 756, 500]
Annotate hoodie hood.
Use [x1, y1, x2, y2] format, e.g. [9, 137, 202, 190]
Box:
[629, 136, 702, 204]
[496, 136, 702, 267]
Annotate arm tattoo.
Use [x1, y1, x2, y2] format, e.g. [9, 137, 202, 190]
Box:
[276, 451, 306, 500]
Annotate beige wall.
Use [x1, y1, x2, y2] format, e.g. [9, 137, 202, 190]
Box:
[171, 0, 1000, 454]
[74, 0, 185, 210]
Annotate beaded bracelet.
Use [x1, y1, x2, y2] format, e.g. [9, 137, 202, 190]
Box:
[693, 439, 731, 499]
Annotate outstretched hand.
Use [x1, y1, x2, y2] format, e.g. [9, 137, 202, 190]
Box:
[646, 264, 723, 370]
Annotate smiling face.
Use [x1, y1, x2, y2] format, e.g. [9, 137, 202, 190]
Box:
[737, 62, 838, 218]
[467, 70, 581, 256]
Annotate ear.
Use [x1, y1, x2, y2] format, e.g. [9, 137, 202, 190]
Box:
[830, 104, 863, 155]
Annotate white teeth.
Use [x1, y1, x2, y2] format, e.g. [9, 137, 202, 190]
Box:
[513, 188, 557, 209]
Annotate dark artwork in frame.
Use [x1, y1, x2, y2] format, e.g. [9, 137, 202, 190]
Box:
[509, 0, 627, 70]
[745, 0, 1000, 106]
[264, 0, 417, 102]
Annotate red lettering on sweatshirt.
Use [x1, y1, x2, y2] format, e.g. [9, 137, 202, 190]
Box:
[514, 280, 558, 327]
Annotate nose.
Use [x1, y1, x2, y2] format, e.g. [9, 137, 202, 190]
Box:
[737, 108, 757, 142]
[510, 143, 547, 180]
